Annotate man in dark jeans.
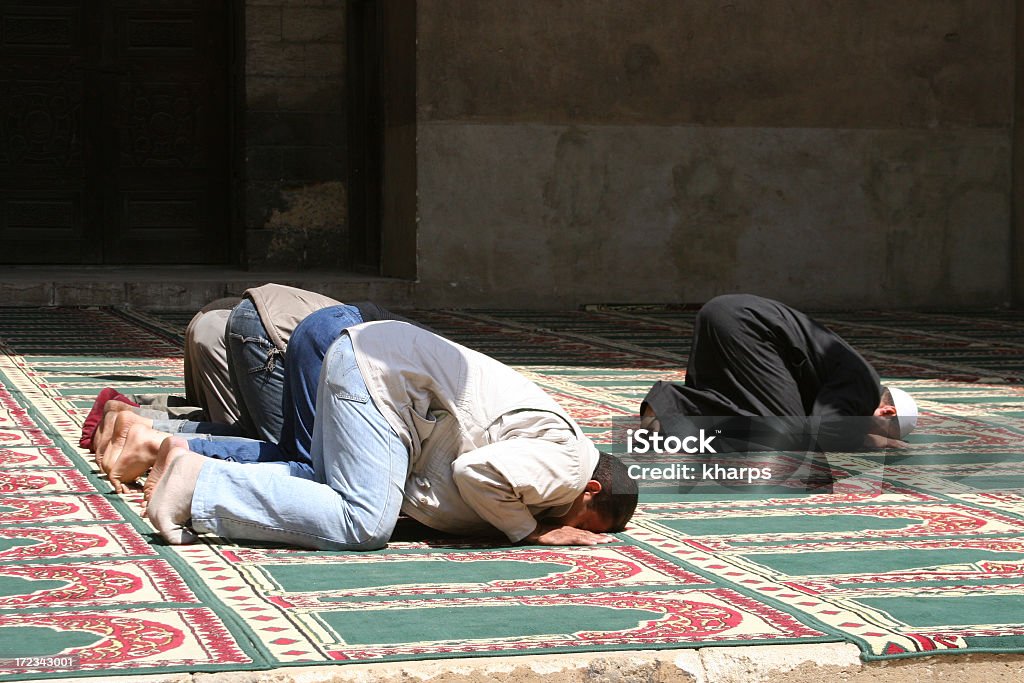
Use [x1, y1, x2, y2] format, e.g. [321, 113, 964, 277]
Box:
[90, 284, 424, 492]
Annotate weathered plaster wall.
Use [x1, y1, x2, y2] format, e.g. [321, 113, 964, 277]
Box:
[414, 0, 1014, 309]
[243, 0, 349, 270]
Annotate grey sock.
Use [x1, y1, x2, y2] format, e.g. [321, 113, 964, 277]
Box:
[146, 450, 205, 545]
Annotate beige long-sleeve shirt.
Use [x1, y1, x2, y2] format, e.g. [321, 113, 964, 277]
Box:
[346, 321, 600, 542]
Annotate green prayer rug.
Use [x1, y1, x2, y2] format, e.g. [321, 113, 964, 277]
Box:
[0, 305, 1022, 679]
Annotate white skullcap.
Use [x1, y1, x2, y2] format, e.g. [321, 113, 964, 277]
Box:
[887, 387, 918, 438]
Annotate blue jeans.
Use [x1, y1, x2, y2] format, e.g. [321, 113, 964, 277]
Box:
[188, 335, 409, 550]
[153, 418, 243, 437]
[187, 305, 367, 469]
[277, 305, 366, 465]
[162, 303, 367, 445]
[226, 298, 287, 442]
[225, 300, 366, 444]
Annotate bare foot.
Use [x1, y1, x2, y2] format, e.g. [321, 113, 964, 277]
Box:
[93, 409, 120, 467]
[145, 437, 204, 544]
[106, 424, 168, 493]
[94, 403, 143, 461]
[98, 411, 154, 475]
[81, 388, 137, 453]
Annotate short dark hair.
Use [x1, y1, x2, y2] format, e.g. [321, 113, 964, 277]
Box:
[590, 451, 639, 531]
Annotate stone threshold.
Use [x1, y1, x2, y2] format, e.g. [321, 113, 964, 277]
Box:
[54, 644, 1024, 683]
[0, 266, 416, 311]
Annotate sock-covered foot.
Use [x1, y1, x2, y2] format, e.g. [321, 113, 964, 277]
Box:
[145, 437, 204, 545]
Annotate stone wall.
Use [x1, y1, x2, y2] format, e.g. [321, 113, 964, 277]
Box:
[243, 0, 349, 270]
[413, 0, 1015, 309]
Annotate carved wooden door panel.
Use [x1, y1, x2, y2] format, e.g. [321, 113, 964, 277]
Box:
[0, 4, 98, 263]
[102, 0, 229, 263]
[0, 1, 229, 264]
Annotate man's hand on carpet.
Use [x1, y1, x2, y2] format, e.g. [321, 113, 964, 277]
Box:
[862, 433, 908, 450]
[523, 524, 613, 546]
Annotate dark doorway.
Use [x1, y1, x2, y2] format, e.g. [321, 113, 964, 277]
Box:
[0, 1, 230, 265]
[348, 0, 416, 279]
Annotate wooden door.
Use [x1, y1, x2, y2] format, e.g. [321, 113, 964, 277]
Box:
[0, 1, 230, 264]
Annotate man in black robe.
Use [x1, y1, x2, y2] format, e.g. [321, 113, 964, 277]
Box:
[642, 294, 918, 454]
